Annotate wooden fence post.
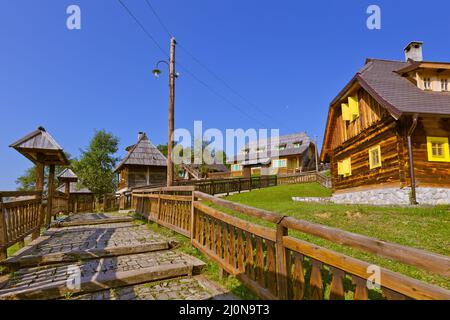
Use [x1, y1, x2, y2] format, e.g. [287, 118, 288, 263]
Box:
[156, 191, 162, 222]
[190, 191, 196, 239]
[275, 220, 289, 299]
[0, 197, 7, 260]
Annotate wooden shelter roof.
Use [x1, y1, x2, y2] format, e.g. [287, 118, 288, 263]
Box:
[56, 182, 92, 194]
[115, 133, 167, 172]
[9, 127, 69, 165]
[57, 168, 78, 182]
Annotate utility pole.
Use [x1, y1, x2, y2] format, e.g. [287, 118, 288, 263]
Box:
[167, 37, 176, 187]
[314, 135, 319, 173]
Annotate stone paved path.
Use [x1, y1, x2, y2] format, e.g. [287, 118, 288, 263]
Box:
[0, 212, 234, 300]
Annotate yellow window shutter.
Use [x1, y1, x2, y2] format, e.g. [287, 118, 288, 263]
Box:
[348, 95, 360, 120]
[337, 161, 343, 175]
[341, 103, 351, 121]
[344, 158, 352, 176]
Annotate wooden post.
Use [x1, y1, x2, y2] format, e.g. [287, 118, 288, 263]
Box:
[46, 164, 55, 226]
[238, 178, 241, 193]
[219, 268, 229, 280]
[156, 191, 162, 222]
[275, 222, 289, 299]
[0, 197, 7, 260]
[166, 37, 177, 187]
[190, 192, 196, 239]
[34, 156, 45, 238]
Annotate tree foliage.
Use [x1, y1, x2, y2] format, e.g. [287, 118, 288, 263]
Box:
[72, 130, 119, 195]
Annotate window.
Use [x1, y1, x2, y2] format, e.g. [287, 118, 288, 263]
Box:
[369, 145, 382, 169]
[424, 77, 432, 90]
[243, 149, 250, 155]
[276, 144, 286, 151]
[231, 164, 242, 171]
[272, 159, 287, 168]
[427, 137, 450, 162]
[293, 142, 303, 148]
[441, 79, 449, 91]
[257, 148, 265, 153]
[337, 157, 352, 177]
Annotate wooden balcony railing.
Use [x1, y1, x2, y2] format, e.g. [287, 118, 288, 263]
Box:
[131, 187, 450, 300]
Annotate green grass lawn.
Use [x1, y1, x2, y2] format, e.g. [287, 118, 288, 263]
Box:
[221, 183, 450, 290]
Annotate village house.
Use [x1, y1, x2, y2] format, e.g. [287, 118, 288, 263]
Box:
[321, 41, 450, 205]
[230, 132, 317, 177]
[115, 132, 167, 193]
[56, 168, 94, 213]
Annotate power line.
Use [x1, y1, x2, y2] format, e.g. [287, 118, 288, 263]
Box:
[117, 0, 168, 57]
[143, 0, 292, 131]
[117, 0, 269, 127]
[144, 0, 173, 38]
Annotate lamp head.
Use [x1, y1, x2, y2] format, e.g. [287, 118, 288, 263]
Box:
[152, 68, 162, 78]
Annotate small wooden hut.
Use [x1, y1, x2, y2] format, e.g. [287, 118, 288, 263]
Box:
[56, 168, 94, 213]
[115, 132, 167, 192]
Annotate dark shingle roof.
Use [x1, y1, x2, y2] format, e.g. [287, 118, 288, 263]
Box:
[232, 132, 313, 163]
[115, 133, 167, 172]
[355, 59, 450, 117]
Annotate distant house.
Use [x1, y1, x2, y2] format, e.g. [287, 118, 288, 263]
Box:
[230, 132, 317, 177]
[115, 132, 167, 192]
[321, 42, 450, 205]
[56, 168, 94, 213]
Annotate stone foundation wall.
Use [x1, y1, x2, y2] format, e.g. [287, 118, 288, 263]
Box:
[331, 187, 450, 206]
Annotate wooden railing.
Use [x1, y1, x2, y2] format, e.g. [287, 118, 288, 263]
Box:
[131, 187, 450, 300]
[0, 191, 44, 260]
[277, 171, 332, 188]
[175, 176, 277, 196]
[133, 186, 194, 237]
[98, 194, 119, 212]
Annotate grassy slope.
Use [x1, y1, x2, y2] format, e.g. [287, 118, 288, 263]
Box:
[222, 183, 450, 290]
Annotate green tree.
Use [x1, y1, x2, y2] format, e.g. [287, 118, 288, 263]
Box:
[72, 130, 119, 195]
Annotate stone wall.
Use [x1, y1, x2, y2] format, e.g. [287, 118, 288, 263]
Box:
[331, 187, 450, 206]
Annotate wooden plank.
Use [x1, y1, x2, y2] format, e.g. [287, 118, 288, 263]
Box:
[282, 236, 450, 300]
[193, 202, 276, 241]
[329, 267, 346, 300]
[292, 252, 305, 300]
[236, 230, 245, 273]
[245, 232, 255, 280]
[309, 259, 324, 300]
[255, 237, 265, 288]
[194, 192, 282, 224]
[266, 240, 277, 295]
[281, 217, 450, 277]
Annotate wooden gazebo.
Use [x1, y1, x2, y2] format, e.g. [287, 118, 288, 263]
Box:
[56, 169, 94, 213]
[10, 127, 69, 226]
[57, 168, 78, 196]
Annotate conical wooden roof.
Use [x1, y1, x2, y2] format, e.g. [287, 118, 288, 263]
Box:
[115, 133, 167, 172]
[9, 127, 69, 165]
[57, 168, 78, 182]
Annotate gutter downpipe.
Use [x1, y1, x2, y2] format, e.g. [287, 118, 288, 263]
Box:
[407, 114, 419, 205]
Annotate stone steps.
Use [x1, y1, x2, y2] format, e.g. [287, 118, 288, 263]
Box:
[1, 224, 175, 270]
[53, 213, 134, 228]
[0, 250, 205, 300]
[70, 275, 232, 300]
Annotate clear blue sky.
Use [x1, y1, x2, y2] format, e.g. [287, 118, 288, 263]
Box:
[1, 0, 449, 189]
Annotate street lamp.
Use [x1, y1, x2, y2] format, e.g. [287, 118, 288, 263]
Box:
[153, 37, 177, 187]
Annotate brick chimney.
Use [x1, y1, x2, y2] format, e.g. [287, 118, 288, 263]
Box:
[404, 41, 423, 62]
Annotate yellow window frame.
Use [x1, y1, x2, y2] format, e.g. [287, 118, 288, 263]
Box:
[369, 145, 382, 169]
[427, 137, 450, 162]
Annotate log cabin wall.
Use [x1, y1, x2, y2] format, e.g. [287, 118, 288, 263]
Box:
[411, 117, 450, 188]
[125, 165, 166, 189]
[331, 116, 402, 192]
[118, 167, 128, 190]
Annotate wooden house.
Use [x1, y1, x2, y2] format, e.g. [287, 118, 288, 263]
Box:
[321, 42, 450, 205]
[230, 132, 317, 177]
[56, 168, 94, 213]
[115, 132, 167, 192]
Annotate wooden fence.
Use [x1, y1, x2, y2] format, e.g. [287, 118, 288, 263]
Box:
[174, 176, 278, 196]
[277, 171, 332, 188]
[132, 187, 450, 300]
[0, 191, 43, 260]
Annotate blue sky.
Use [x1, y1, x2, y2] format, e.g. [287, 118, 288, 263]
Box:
[1, 0, 449, 189]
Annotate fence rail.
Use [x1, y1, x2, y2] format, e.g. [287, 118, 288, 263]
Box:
[0, 192, 43, 260]
[131, 187, 450, 300]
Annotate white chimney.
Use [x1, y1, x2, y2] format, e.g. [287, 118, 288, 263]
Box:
[138, 132, 145, 140]
[404, 41, 423, 62]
